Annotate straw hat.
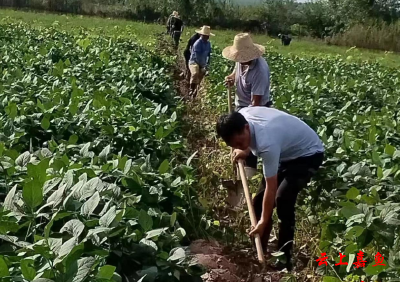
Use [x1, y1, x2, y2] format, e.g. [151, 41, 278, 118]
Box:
[172, 11, 178, 16]
[222, 33, 265, 63]
[196, 26, 215, 37]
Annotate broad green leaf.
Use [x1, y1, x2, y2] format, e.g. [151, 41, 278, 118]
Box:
[5, 102, 18, 118]
[27, 159, 49, 185]
[58, 237, 78, 258]
[345, 226, 364, 237]
[41, 148, 52, 158]
[48, 238, 62, 254]
[369, 126, 376, 144]
[99, 206, 117, 227]
[346, 254, 355, 273]
[41, 117, 50, 130]
[364, 260, 388, 275]
[146, 228, 168, 239]
[171, 111, 177, 122]
[45, 212, 72, 238]
[97, 265, 116, 279]
[0, 256, 10, 277]
[158, 159, 169, 174]
[385, 144, 396, 156]
[23, 179, 43, 209]
[155, 127, 164, 140]
[139, 239, 158, 251]
[4, 184, 17, 211]
[371, 150, 382, 166]
[43, 177, 62, 195]
[346, 187, 359, 200]
[21, 259, 36, 280]
[16, 151, 31, 167]
[69, 135, 79, 144]
[341, 206, 362, 219]
[61, 170, 74, 190]
[170, 212, 177, 227]
[123, 159, 132, 174]
[81, 191, 100, 216]
[139, 209, 153, 232]
[168, 248, 185, 261]
[186, 151, 198, 166]
[60, 219, 85, 237]
[78, 177, 102, 200]
[99, 145, 111, 159]
[154, 104, 161, 115]
[47, 184, 66, 207]
[80, 142, 91, 157]
[72, 257, 96, 282]
[174, 228, 186, 239]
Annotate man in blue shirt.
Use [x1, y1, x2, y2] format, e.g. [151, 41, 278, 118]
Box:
[188, 26, 214, 98]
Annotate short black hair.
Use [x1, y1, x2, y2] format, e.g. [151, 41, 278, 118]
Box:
[216, 112, 248, 144]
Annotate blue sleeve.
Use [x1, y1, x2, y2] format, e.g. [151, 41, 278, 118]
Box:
[193, 40, 202, 52]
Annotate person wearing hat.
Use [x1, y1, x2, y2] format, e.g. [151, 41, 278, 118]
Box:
[222, 33, 272, 178]
[216, 107, 324, 270]
[188, 26, 214, 98]
[166, 11, 178, 35]
[170, 13, 184, 47]
[183, 32, 201, 80]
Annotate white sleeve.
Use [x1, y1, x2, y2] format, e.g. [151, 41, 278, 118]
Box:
[259, 144, 280, 178]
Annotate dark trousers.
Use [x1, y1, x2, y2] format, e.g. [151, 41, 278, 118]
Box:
[172, 31, 182, 46]
[236, 101, 273, 169]
[253, 152, 324, 262]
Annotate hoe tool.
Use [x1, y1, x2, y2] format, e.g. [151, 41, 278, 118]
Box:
[222, 86, 265, 264]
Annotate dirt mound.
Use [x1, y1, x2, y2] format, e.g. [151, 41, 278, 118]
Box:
[194, 254, 237, 274]
[202, 269, 240, 282]
[190, 239, 223, 255]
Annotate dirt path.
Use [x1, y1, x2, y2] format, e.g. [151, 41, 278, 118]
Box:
[157, 34, 317, 282]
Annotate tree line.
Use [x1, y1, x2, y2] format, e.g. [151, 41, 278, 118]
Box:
[1, 0, 399, 51]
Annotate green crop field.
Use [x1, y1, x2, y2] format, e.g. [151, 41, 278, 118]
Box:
[1, 9, 400, 68]
[0, 7, 400, 282]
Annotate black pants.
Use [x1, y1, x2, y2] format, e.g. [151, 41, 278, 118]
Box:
[172, 31, 182, 46]
[236, 101, 273, 169]
[253, 152, 324, 262]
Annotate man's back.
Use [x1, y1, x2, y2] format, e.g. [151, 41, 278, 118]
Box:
[189, 39, 211, 67]
[235, 57, 271, 107]
[239, 107, 324, 176]
[171, 17, 183, 31]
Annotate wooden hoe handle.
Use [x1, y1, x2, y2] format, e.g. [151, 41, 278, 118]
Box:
[238, 159, 266, 264]
[226, 86, 265, 263]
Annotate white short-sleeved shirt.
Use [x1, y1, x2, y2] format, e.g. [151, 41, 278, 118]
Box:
[235, 57, 270, 107]
[239, 107, 324, 178]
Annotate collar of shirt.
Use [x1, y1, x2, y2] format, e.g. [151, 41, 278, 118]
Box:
[248, 59, 258, 70]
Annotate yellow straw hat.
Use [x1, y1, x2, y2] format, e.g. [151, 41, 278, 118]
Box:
[222, 33, 265, 63]
[195, 26, 215, 36]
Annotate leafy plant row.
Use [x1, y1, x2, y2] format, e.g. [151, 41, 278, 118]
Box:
[0, 23, 204, 282]
[206, 48, 400, 280]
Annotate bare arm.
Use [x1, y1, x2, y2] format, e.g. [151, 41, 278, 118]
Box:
[261, 175, 278, 222]
[249, 174, 277, 237]
[252, 95, 262, 106]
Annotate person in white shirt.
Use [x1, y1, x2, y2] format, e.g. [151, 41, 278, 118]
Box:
[222, 33, 272, 179]
[216, 107, 324, 270]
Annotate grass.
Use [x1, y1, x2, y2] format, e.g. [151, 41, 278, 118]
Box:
[1, 8, 400, 68]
